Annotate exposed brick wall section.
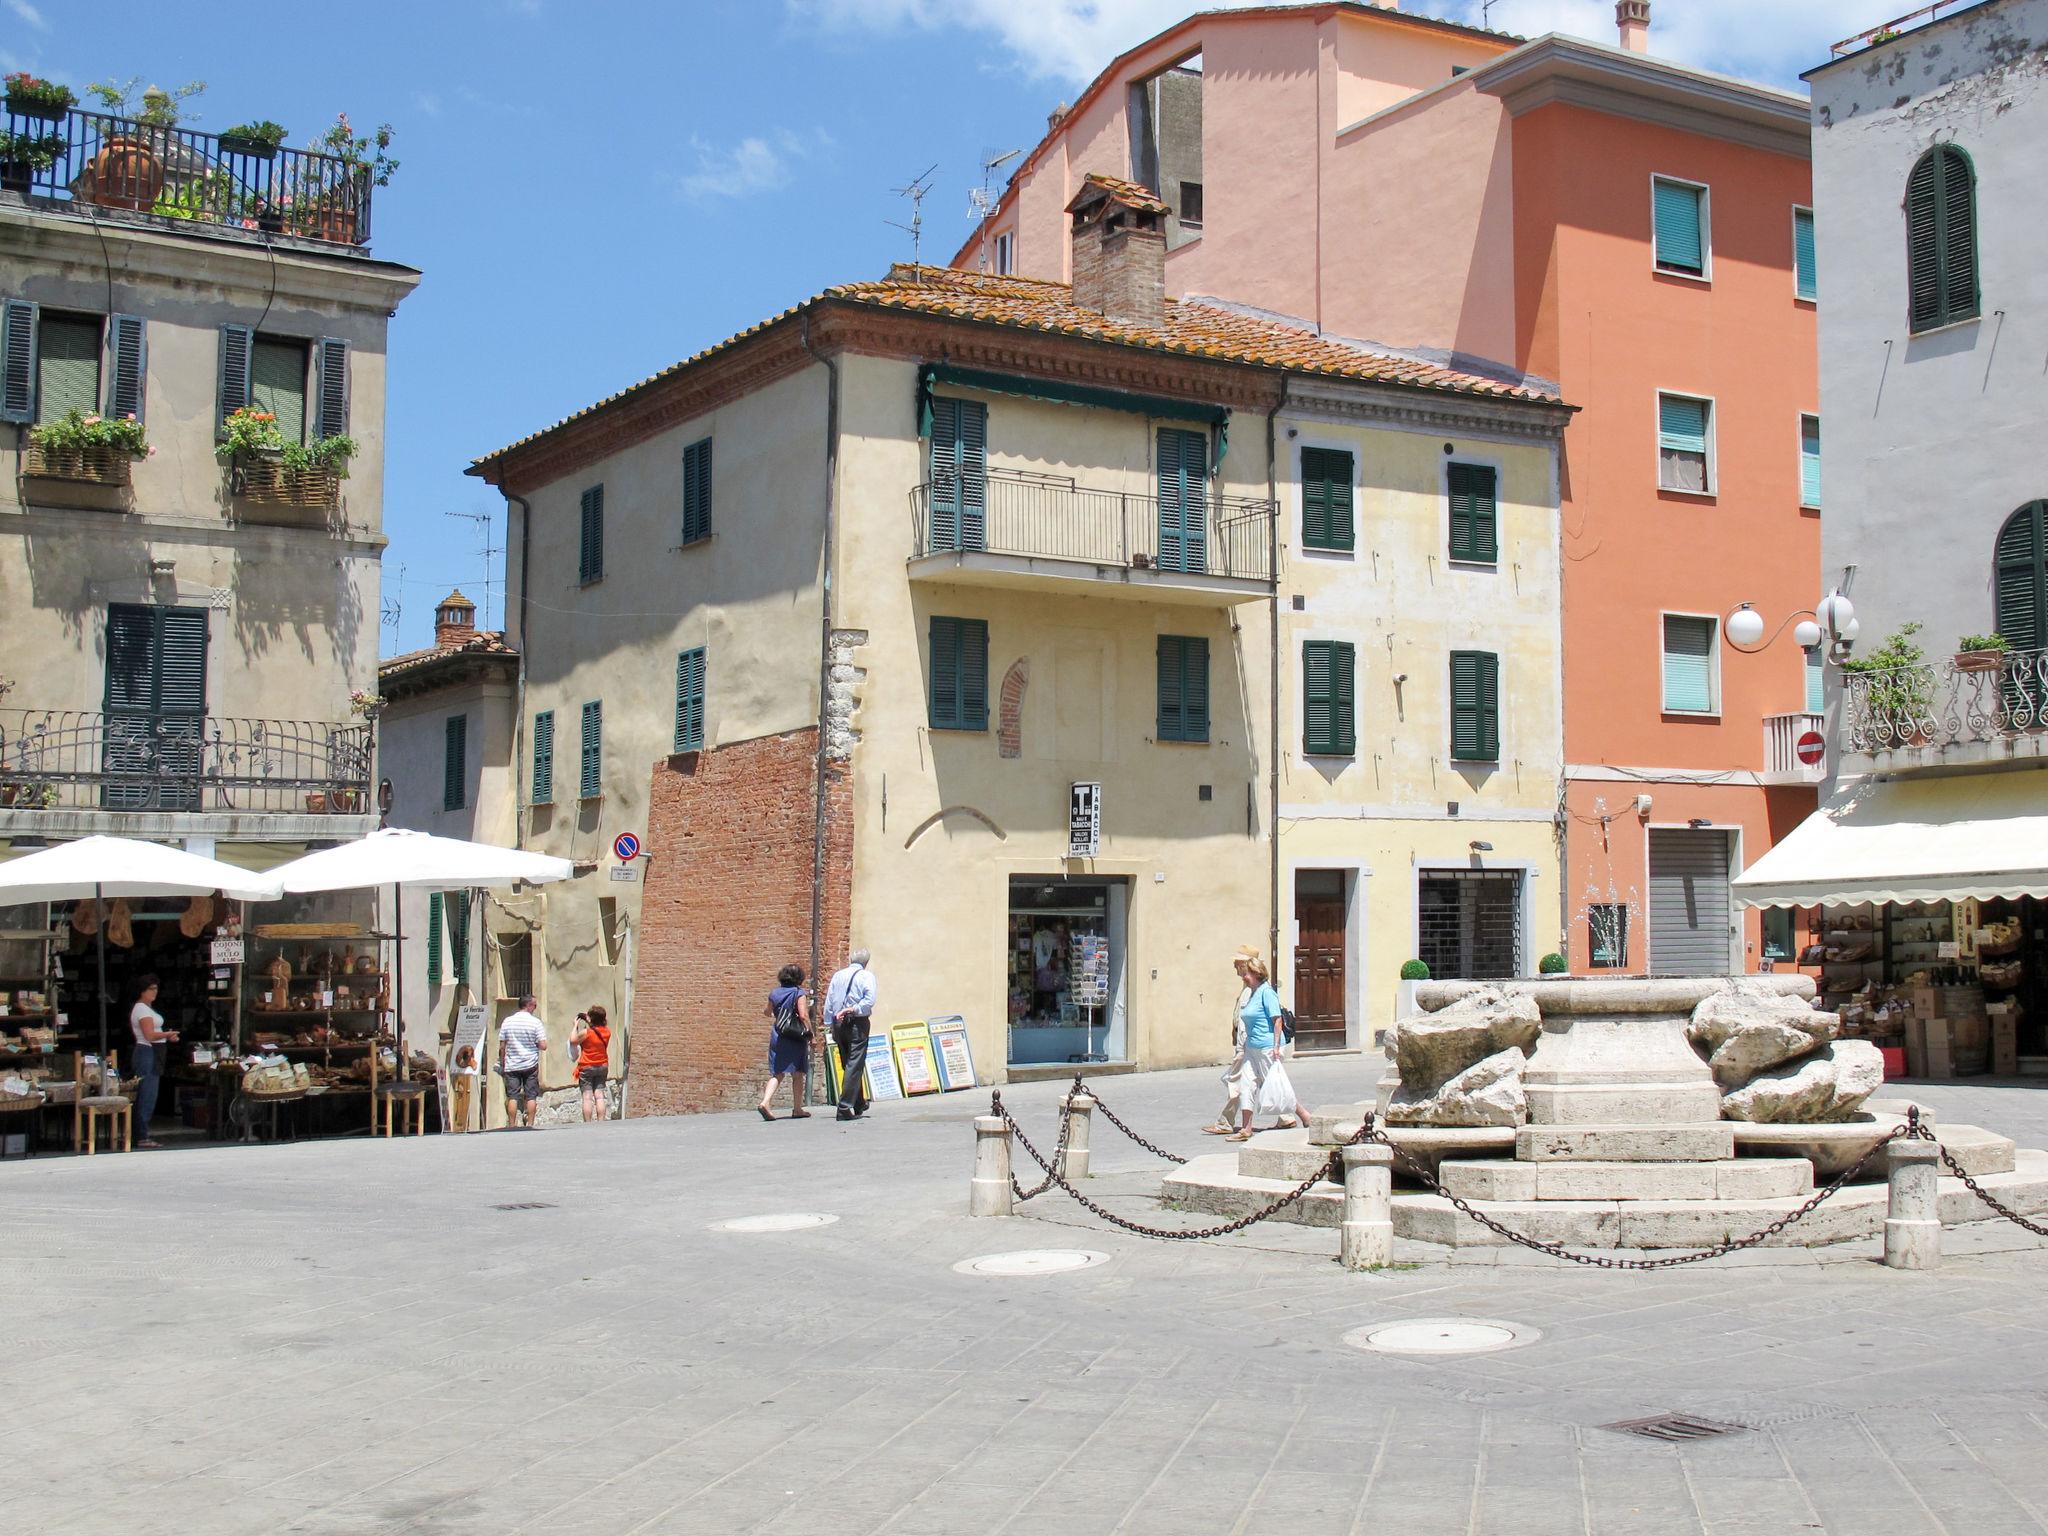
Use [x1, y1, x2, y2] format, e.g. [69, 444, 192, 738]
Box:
[998, 656, 1029, 759]
[631, 727, 851, 1117]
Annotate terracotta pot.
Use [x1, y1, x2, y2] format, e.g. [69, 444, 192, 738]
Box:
[86, 134, 164, 212]
[1954, 649, 2006, 674]
[304, 201, 356, 244]
[304, 791, 327, 813]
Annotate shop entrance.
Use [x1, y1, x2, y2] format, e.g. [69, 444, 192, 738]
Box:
[1007, 876, 1127, 1066]
[1649, 828, 1734, 976]
[1417, 870, 1522, 980]
[1291, 869, 1348, 1052]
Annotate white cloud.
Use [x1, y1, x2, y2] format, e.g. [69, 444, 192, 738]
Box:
[677, 129, 830, 201]
[411, 91, 442, 116]
[5, 1, 49, 33]
[1439, 1, 1879, 85]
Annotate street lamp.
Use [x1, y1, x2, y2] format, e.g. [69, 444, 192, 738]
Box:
[1724, 591, 1857, 663]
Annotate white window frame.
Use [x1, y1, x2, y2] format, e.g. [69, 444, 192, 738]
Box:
[992, 230, 1014, 276]
[1791, 204, 1816, 303]
[1650, 173, 1712, 284]
[1797, 411, 1821, 511]
[1659, 609, 1722, 718]
[1438, 447, 1508, 570]
[1289, 431, 1360, 561]
[1654, 388, 1717, 498]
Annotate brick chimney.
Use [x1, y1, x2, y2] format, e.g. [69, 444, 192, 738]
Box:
[434, 589, 477, 648]
[1616, 0, 1650, 52]
[1066, 174, 1169, 330]
[1047, 100, 1070, 133]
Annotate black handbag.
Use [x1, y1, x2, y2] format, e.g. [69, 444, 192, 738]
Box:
[772, 996, 808, 1039]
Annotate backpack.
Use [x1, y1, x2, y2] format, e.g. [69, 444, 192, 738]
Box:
[1279, 1006, 1298, 1044]
[772, 991, 808, 1039]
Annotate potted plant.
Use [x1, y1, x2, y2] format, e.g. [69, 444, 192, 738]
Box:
[1841, 621, 1934, 743]
[218, 119, 287, 159]
[24, 407, 152, 483]
[3, 72, 74, 122]
[294, 113, 396, 244]
[328, 786, 365, 813]
[79, 78, 204, 212]
[1395, 958, 1429, 1024]
[218, 407, 355, 507]
[1955, 633, 2011, 673]
[0, 128, 64, 193]
[1538, 952, 1568, 975]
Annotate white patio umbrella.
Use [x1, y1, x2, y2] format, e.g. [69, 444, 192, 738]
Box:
[0, 835, 283, 1063]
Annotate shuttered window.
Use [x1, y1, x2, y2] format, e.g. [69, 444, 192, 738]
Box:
[426, 892, 443, 985]
[216, 324, 253, 428]
[1658, 393, 1712, 493]
[37, 312, 101, 424]
[103, 603, 207, 811]
[251, 338, 307, 445]
[314, 337, 348, 440]
[1806, 647, 1825, 715]
[682, 437, 713, 544]
[530, 709, 554, 805]
[1302, 640, 1355, 756]
[1793, 207, 1817, 301]
[674, 647, 706, 752]
[1661, 615, 1718, 714]
[1156, 635, 1210, 743]
[448, 891, 471, 985]
[1906, 145, 1978, 333]
[1447, 462, 1498, 563]
[1994, 502, 2048, 654]
[443, 713, 467, 812]
[1449, 650, 1501, 761]
[1157, 426, 1211, 574]
[1299, 446, 1353, 552]
[1, 299, 35, 423]
[1799, 415, 1821, 509]
[579, 485, 604, 583]
[106, 314, 146, 423]
[927, 397, 987, 552]
[928, 616, 989, 732]
[1653, 177, 1706, 276]
[579, 700, 603, 798]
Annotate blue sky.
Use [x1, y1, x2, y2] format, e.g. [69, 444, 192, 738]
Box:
[5, 0, 1888, 654]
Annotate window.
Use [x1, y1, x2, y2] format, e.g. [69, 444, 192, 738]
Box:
[579, 485, 604, 583]
[1652, 176, 1708, 277]
[682, 437, 712, 545]
[928, 616, 989, 731]
[1449, 650, 1500, 761]
[103, 604, 207, 811]
[448, 890, 471, 985]
[1588, 904, 1629, 969]
[0, 304, 145, 426]
[674, 647, 706, 752]
[442, 713, 467, 812]
[1761, 906, 1795, 963]
[927, 397, 987, 553]
[1156, 635, 1210, 743]
[1994, 501, 2048, 654]
[1179, 180, 1204, 227]
[1793, 206, 1817, 301]
[214, 328, 342, 440]
[1447, 462, 1498, 563]
[1662, 614, 1719, 715]
[579, 699, 603, 798]
[530, 709, 554, 805]
[1302, 640, 1355, 756]
[1799, 415, 1821, 509]
[1418, 870, 1522, 979]
[1298, 446, 1353, 552]
[1157, 426, 1210, 573]
[992, 231, 1013, 275]
[252, 337, 308, 444]
[1906, 144, 1978, 332]
[1805, 647, 1824, 715]
[426, 892, 444, 985]
[498, 932, 533, 1001]
[1657, 392, 1713, 493]
[36, 312, 100, 424]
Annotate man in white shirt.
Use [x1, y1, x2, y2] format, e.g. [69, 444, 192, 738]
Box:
[498, 994, 548, 1129]
[823, 949, 877, 1122]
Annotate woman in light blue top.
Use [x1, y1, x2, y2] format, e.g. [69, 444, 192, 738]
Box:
[1226, 953, 1284, 1143]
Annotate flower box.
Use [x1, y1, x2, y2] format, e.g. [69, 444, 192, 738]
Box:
[1954, 649, 2007, 674]
[233, 458, 340, 509]
[23, 443, 132, 485]
[217, 132, 279, 161]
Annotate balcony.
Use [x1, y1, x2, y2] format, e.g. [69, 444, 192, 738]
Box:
[1839, 647, 2048, 776]
[1761, 712, 1827, 785]
[0, 709, 374, 841]
[1, 106, 373, 248]
[908, 468, 1276, 606]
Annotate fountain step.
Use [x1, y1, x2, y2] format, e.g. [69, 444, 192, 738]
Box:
[1515, 1123, 1734, 1162]
[1164, 1153, 1342, 1228]
[1730, 1116, 2012, 1181]
[1303, 1108, 1515, 1174]
[1239, 1129, 1341, 1183]
[1438, 1157, 1813, 1203]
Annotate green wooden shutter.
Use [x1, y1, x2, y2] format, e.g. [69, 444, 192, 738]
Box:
[530, 709, 554, 804]
[1658, 395, 1708, 455]
[1450, 650, 1499, 760]
[1303, 641, 1355, 755]
[426, 891, 443, 985]
[580, 700, 602, 797]
[106, 314, 147, 423]
[1793, 208, 1817, 301]
[449, 891, 470, 985]
[579, 485, 604, 583]
[0, 299, 35, 423]
[1156, 635, 1211, 743]
[36, 314, 100, 424]
[443, 713, 467, 812]
[1908, 146, 1979, 331]
[1800, 416, 1821, 508]
[930, 616, 959, 728]
[1661, 617, 1716, 714]
[926, 398, 987, 552]
[1158, 427, 1210, 573]
[928, 617, 988, 731]
[674, 647, 706, 751]
[1448, 463, 1498, 563]
[959, 618, 988, 731]
[154, 607, 207, 811]
[1653, 179, 1704, 273]
[1995, 503, 2047, 653]
[216, 324, 253, 430]
[1906, 155, 1941, 329]
[1300, 447, 1353, 552]
[314, 337, 349, 440]
[1937, 147, 1978, 324]
[682, 437, 713, 544]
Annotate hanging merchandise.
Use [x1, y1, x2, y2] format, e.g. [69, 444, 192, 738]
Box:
[179, 892, 216, 939]
[105, 899, 134, 949]
[72, 899, 100, 937]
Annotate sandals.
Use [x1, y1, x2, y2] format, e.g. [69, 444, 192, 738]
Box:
[792, 1110, 812, 1119]
[1224, 1130, 1253, 1143]
[757, 1106, 775, 1122]
[1201, 1123, 1235, 1135]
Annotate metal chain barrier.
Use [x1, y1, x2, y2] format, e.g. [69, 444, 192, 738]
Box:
[1071, 1075, 1189, 1166]
[1933, 1140, 2048, 1238]
[1003, 1089, 1074, 1204]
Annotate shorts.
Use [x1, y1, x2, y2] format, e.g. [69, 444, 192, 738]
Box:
[503, 1067, 540, 1103]
[577, 1064, 608, 1090]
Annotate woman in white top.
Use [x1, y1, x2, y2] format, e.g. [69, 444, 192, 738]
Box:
[128, 973, 177, 1149]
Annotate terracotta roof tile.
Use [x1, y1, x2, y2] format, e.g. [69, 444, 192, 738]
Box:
[1067, 173, 1171, 216]
[378, 630, 516, 683]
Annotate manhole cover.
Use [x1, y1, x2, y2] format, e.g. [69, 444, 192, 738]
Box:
[709, 1213, 839, 1233]
[1602, 1414, 1747, 1443]
[1344, 1319, 1534, 1356]
[954, 1249, 1110, 1277]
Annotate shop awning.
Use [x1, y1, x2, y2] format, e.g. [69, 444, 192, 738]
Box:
[1732, 769, 2048, 910]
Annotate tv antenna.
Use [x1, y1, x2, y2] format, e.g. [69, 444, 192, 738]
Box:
[1481, 0, 1498, 23]
[445, 505, 503, 629]
[970, 148, 1022, 271]
[887, 164, 938, 267]
[380, 562, 404, 632]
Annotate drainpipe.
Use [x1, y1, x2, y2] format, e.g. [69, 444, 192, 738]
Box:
[799, 309, 842, 1099]
[1267, 389, 1283, 975]
[503, 492, 532, 843]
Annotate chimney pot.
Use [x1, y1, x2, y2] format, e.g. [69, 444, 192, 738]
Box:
[1066, 177, 1167, 329]
[434, 588, 478, 648]
[1616, 0, 1650, 52]
[1048, 101, 1070, 133]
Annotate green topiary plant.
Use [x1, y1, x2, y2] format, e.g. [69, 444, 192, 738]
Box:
[1399, 959, 1429, 981]
[1538, 952, 1568, 974]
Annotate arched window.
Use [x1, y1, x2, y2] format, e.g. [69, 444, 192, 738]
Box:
[1906, 144, 1979, 331]
[1995, 501, 2047, 653]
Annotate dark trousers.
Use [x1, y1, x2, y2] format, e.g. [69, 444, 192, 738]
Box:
[833, 1016, 872, 1116]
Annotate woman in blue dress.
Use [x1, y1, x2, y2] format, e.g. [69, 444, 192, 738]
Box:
[758, 964, 812, 1121]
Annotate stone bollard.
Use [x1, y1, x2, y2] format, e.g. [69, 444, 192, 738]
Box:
[1058, 1093, 1095, 1181]
[1340, 1142, 1396, 1271]
[1883, 1137, 1941, 1271]
[971, 1116, 1013, 1218]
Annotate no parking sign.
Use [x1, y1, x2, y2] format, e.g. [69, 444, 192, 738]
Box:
[613, 832, 641, 862]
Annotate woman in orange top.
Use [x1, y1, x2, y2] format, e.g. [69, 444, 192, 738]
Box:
[570, 1005, 611, 1123]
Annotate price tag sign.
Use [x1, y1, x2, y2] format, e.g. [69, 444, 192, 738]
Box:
[1068, 782, 1102, 859]
[1938, 941, 1960, 959]
[211, 937, 245, 965]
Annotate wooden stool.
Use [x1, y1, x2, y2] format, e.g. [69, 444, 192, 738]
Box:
[76, 1095, 132, 1154]
[376, 1082, 428, 1137]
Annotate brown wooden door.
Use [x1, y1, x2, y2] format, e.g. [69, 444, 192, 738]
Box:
[1293, 887, 1347, 1051]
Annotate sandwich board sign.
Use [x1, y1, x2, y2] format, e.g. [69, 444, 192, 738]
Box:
[863, 1030, 903, 1101]
[889, 1021, 941, 1096]
[927, 1014, 977, 1092]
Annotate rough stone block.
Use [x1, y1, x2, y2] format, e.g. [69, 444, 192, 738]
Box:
[1688, 978, 1838, 1057]
[1722, 1041, 1885, 1123]
[1516, 1124, 1734, 1162]
[1386, 1047, 1527, 1127]
[1708, 1020, 1828, 1088]
[1386, 988, 1540, 1091]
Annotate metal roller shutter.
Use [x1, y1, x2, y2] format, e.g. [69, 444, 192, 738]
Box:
[1649, 829, 1732, 976]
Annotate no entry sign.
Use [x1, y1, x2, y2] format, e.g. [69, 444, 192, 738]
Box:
[1795, 731, 1826, 766]
[613, 832, 641, 861]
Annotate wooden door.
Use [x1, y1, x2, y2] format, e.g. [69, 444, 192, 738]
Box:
[1292, 879, 1346, 1051]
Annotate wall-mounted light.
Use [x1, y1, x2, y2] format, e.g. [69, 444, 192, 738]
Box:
[1469, 840, 1493, 852]
[1725, 590, 1857, 662]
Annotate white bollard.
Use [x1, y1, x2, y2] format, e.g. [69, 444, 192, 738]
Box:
[1058, 1093, 1095, 1181]
[971, 1115, 1014, 1218]
[1883, 1138, 1941, 1271]
[1340, 1142, 1396, 1271]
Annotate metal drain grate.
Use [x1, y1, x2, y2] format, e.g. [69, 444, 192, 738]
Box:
[493, 1201, 557, 1211]
[1601, 1414, 1747, 1443]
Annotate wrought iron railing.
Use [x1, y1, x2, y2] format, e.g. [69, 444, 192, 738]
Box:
[0, 709, 373, 815]
[0, 106, 373, 247]
[1841, 647, 2048, 755]
[909, 468, 1276, 584]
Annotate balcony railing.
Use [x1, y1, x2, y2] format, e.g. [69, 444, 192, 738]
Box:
[0, 709, 373, 815]
[909, 468, 1276, 584]
[1762, 711, 1826, 784]
[1841, 647, 2048, 757]
[0, 106, 373, 247]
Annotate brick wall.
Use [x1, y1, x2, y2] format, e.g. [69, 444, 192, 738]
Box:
[631, 727, 852, 1115]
